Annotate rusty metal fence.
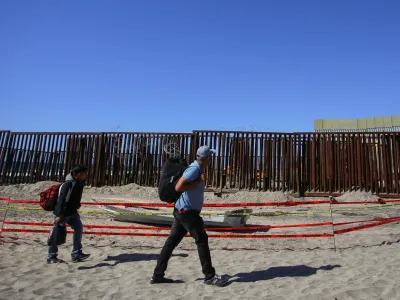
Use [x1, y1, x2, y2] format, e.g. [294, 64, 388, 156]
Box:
[195, 131, 400, 196]
[0, 132, 194, 188]
[1, 130, 399, 196]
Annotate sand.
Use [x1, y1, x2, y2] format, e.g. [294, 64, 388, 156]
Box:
[0, 183, 399, 300]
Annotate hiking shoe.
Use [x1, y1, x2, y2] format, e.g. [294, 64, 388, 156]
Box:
[71, 252, 90, 262]
[204, 274, 229, 287]
[150, 277, 175, 284]
[47, 257, 62, 264]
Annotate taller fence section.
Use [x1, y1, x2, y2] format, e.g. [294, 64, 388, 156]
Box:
[0, 130, 399, 196]
[301, 132, 400, 196]
[193, 131, 400, 196]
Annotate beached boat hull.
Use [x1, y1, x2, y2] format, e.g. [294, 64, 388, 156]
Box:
[102, 206, 253, 228]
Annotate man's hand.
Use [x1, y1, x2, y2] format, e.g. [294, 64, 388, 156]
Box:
[176, 172, 207, 192]
[199, 173, 207, 183]
[54, 217, 62, 224]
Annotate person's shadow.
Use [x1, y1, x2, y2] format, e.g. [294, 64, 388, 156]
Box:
[231, 264, 342, 283]
[78, 253, 189, 271]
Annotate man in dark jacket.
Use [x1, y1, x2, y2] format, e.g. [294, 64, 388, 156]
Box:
[47, 165, 90, 264]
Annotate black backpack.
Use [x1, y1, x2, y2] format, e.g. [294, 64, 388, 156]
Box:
[158, 157, 188, 203]
[47, 223, 67, 246]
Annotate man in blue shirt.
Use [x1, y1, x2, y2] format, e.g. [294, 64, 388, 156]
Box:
[151, 146, 228, 287]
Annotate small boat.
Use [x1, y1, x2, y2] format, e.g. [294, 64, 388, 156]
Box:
[101, 205, 253, 228]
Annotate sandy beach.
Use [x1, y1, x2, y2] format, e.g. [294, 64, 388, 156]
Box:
[1, 182, 399, 300]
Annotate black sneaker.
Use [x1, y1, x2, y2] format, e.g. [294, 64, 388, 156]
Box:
[47, 257, 62, 264]
[150, 277, 175, 285]
[204, 274, 229, 287]
[71, 252, 90, 262]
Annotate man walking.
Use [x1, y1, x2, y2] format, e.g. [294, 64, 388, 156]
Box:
[151, 146, 228, 287]
[47, 165, 90, 264]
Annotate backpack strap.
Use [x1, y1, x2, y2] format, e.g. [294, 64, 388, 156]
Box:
[58, 181, 74, 205]
[58, 182, 66, 197]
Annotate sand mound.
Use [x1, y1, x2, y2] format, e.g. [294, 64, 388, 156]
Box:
[86, 184, 158, 201]
[0, 181, 386, 205]
[1, 182, 296, 204]
[217, 191, 294, 203]
[0, 181, 59, 199]
[336, 191, 379, 202]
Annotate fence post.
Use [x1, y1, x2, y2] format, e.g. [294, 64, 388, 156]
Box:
[95, 133, 106, 187]
[0, 131, 12, 185]
[219, 132, 226, 194]
[191, 131, 199, 161]
[92, 133, 102, 187]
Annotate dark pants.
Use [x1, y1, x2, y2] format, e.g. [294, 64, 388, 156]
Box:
[153, 209, 216, 280]
[48, 213, 83, 258]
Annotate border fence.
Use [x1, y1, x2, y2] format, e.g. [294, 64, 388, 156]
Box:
[0, 130, 399, 196]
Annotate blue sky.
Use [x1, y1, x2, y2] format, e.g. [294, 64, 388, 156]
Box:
[1, 0, 399, 133]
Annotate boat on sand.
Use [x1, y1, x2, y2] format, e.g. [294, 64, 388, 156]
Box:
[101, 205, 253, 228]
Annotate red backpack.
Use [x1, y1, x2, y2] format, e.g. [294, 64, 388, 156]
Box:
[39, 183, 64, 211]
